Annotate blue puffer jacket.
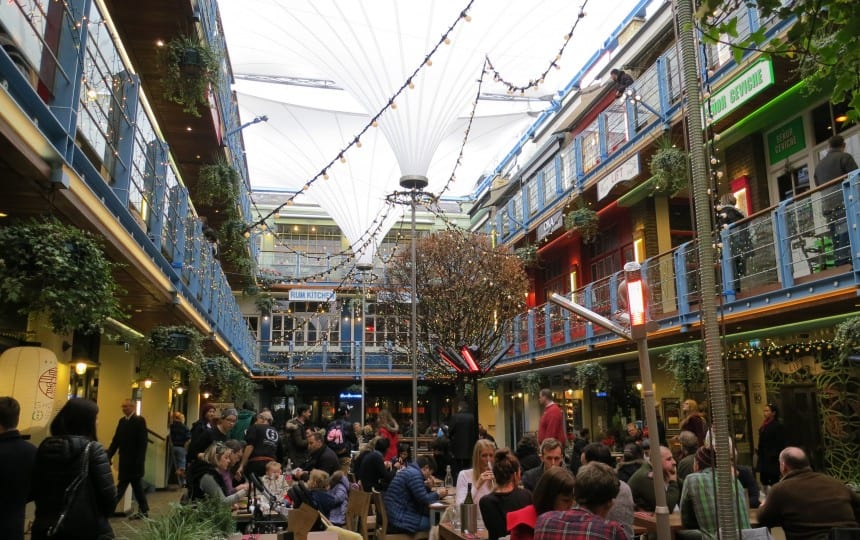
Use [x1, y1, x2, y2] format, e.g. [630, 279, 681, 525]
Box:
[328, 474, 351, 525]
[382, 462, 440, 532]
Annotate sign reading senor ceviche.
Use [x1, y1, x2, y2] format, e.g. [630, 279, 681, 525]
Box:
[709, 58, 774, 123]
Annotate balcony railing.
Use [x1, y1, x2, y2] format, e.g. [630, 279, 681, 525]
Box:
[0, 0, 256, 366]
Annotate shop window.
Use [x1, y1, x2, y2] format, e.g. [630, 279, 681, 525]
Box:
[777, 163, 810, 201]
[811, 100, 858, 145]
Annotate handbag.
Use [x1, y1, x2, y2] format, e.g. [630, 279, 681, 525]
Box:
[47, 441, 93, 537]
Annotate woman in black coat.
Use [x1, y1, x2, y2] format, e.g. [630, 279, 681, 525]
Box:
[30, 399, 117, 540]
[756, 402, 786, 491]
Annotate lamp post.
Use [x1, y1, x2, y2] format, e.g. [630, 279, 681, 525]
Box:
[356, 263, 373, 424]
[549, 261, 670, 540]
[388, 175, 434, 456]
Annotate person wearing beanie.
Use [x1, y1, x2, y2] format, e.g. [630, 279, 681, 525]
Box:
[680, 446, 750, 540]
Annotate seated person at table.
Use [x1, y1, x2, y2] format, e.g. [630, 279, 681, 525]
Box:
[758, 447, 860, 540]
[582, 442, 635, 540]
[328, 470, 351, 527]
[456, 439, 497, 516]
[383, 456, 449, 534]
[187, 443, 249, 506]
[522, 438, 564, 492]
[506, 462, 576, 540]
[628, 445, 679, 512]
[680, 447, 750, 540]
[479, 448, 533, 540]
[534, 462, 627, 540]
[261, 460, 289, 499]
[357, 436, 395, 492]
[293, 429, 340, 481]
[616, 443, 645, 483]
[306, 469, 338, 518]
[675, 430, 700, 487]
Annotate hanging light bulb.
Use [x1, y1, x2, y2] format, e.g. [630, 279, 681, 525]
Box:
[143, 378, 153, 389]
[175, 387, 184, 395]
[203, 391, 211, 399]
[75, 362, 87, 375]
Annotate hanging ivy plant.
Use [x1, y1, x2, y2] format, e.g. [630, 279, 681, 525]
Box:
[658, 342, 705, 392]
[564, 205, 599, 244]
[197, 158, 240, 207]
[202, 355, 256, 403]
[346, 383, 363, 394]
[219, 218, 253, 274]
[649, 137, 689, 196]
[416, 384, 430, 396]
[139, 325, 205, 380]
[517, 372, 543, 396]
[283, 384, 299, 397]
[0, 217, 125, 335]
[483, 377, 500, 392]
[834, 316, 860, 363]
[572, 361, 609, 391]
[254, 293, 276, 315]
[162, 34, 220, 117]
[515, 245, 539, 267]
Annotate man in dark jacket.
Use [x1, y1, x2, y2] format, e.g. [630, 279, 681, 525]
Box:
[758, 447, 860, 539]
[814, 135, 858, 183]
[357, 437, 396, 492]
[108, 399, 149, 517]
[0, 397, 37, 540]
[448, 400, 476, 475]
[522, 437, 564, 491]
[284, 404, 312, 467]
[292, 429, 339, 481]
[326, 405, 357, 470]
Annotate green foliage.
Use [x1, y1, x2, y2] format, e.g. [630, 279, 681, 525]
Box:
[517, 372, 543, 396]
[162, 34, 221, 117]
[131, 497, 234, 540]
[197, 158, 240, 207]
[514, 244, 539, 266]
[649, 137, 689, 196]
[202, 355, 256, 403]
[658, 342, 705, 393]
[254, 293, 276, 315]
[564, 206, 599, 243]
[0, 217, 125, 335]
[218, 218, 253, 275]
[483, 377, 500, 392]
[572, 362, 609, 391]
[697, 0, 860, 122]
[834, 316, 860, 363]
[139, 325, 205, 380]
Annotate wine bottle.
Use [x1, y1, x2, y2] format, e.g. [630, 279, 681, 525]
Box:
[444, 465, 454, 489]
[460, 482, 477, 532]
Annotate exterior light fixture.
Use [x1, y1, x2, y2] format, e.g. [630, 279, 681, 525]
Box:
[203, 392, 211, 399]
[75, 362, 87, 375]
[176, 387, 184, 395]
[143, 378, 153, 389]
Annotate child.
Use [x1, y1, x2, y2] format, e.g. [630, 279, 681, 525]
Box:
[262, 460, 289, 499]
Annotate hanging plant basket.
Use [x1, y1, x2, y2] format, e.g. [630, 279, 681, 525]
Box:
[254, 293, 276, 315]
[572, 361, 609, 391]
[140, 325, 205, 380]
[283, 384, 299, 397]
[0, 217, 125, 335]
[197, 158, 240, 207]
[649, 137, 689, 196]
[162, 34, 220, 117]
[834, 316, 860, 363]
[515, 245, 540, 267]
[517, 372, 543, 396]
[658, 342, 705, 392]
[564, 206, 600, 244]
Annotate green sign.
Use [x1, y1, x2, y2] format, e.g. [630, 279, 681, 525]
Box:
[767, 116, 806, 164]
[710, 58, 774, 123]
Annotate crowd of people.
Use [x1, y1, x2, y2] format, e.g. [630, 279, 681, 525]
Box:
[1, 390, 858, 540]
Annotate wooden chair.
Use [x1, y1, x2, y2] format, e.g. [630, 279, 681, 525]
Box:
[287, 503, 321, 540]
[345, 488, 372, 538]
[370, 490, 429, 540]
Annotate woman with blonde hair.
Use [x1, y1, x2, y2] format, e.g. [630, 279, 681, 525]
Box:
[456, 439, 497, 520]
[679, 399, 707, 445]
[376, 409, 399, 462]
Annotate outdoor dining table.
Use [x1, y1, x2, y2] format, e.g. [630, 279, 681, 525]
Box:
[633, 508, 760, 539]
[439, 521, 489, 540]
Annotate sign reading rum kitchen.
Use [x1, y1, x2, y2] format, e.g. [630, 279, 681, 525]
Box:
[710, 58, 774, 123]
[289, 289, 337, 302]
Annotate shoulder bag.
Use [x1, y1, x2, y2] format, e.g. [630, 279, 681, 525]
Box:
[47, 441, 93, 537]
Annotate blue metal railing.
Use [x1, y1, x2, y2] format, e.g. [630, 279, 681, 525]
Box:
[0, 0, 256, 367]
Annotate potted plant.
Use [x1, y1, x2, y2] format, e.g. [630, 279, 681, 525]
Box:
[517, 372, 543, 396]
[197, 158, 240, 207]
[658, 342, 705, 393]
[139, 325, 205, 380]
[254, 293, 277, 315]
[0, 217, 124, 335]
[649, 137, 689, 196]
[515, 244, 539, 266]
[162, 34, 220, 117]
[564, 205, 600, 243]
[131, 496, 234, 539]
[573, 361, 609, 391]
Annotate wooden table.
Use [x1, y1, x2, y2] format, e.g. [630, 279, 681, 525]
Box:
[633, 509, 760, 538]
[439, 521, 488, 540]
[430, 495, 454, 526]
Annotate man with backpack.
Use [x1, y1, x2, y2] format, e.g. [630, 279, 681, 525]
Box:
[326, 405, 357, 472]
